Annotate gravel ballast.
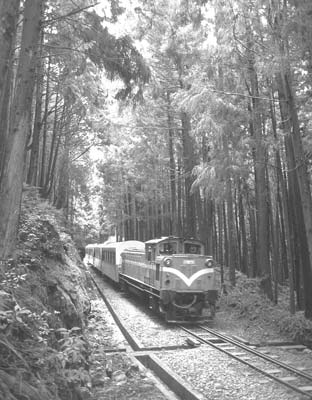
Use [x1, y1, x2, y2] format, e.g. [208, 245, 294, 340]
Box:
[86, 268, 312, 400]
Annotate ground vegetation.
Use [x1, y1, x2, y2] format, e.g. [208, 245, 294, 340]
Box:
[0, 188, 91, 399]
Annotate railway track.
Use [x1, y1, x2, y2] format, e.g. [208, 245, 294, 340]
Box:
[179, 324, 312, 399]
[89, 268, 312, 399]
[89, 270, 205, 400]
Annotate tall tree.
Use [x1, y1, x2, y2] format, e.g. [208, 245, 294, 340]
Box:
[0, 0, 20, 183]
[0, 0, 43, 259]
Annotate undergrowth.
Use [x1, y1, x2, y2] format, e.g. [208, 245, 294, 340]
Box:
[219, 270, 312, 345]
[0, 188, 91, 400]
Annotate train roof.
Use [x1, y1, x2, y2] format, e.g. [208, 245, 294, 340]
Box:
[89, 240, 145, 251]
[87, 237, 204, 249]
[145, 236, 203, 245]
[86, 243, 96, 248]
[145, 236, 180, 245]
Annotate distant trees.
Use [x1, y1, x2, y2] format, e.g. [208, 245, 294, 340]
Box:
[95, 0, 312, 318]
[0, 0, 150, 260]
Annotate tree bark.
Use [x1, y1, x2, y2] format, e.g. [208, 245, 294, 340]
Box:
[245, 19, 272, 299]
[181, 111, 196, 238]
[0, 0, 43, 259]
[270, 88, 295, 312]
[26, 30, 44, 186]
[238, 180, 248, 275]
[166, 92, 177, 235]
[0, 0, 20, 185]
[39, 55, 51, 188]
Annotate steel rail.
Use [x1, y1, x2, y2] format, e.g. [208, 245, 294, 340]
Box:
[200, 326, 312, 381]
[179, 325, 312, 399]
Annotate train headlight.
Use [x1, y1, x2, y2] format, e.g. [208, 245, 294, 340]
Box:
[164, 258, 172, 267]
[205, 259, 213, 267]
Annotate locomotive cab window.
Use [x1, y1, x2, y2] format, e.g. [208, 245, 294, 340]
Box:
[185, 244, 201, 254]
[159, 242, 177, 254]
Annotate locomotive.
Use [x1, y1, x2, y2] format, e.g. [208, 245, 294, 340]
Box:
[85, 237, 218, 323]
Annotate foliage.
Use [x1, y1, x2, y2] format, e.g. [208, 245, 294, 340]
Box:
[219, 270, 312, 345]
[53, 327, 90, 385]
[277, 312, 312, 345]
[0, 188, 92, 399]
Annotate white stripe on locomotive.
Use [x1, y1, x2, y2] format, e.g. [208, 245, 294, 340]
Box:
[162, 267, 214, 287]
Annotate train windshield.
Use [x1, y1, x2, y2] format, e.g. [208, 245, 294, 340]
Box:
[184, 243, 201, 254]
[159, 242, 177, 255]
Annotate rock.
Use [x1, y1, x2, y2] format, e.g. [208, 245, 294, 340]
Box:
[106, 359, 113, 377]
[45, 255, 91, 329]
[126, 364, 139, 377]
[112, 370, 127, 384]
[186, 337, 201, 347]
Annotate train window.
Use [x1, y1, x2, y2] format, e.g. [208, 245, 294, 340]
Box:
[160, 242, 177, 254]
[185, 244, 200, 254]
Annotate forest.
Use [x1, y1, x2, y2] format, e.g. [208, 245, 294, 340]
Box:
[0, 0, 312, 319]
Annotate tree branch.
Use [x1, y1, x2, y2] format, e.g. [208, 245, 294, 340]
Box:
[44, 3, 100, 26]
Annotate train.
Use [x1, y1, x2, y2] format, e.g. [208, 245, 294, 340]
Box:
[85, 236, 218, 323]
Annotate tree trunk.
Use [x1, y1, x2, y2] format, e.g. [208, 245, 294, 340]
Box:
[177, 155, 183, 236]
[270, 88, 295, 312]
[0, 0, 20, 185]
[166, 92, 177, 235]
[217, 203, 224, 268]
[42, 91, 60, 196]
[272, 0, 312, 318]
[26, 30, 44, 186]
[247, 189, 257, 278]
[245, 19, 272, 299]
[39, 55, 51, 188]
[223, 135, 236, 286]
[238, 180, 248, 275]
[0, 0, 43, 259]
[181, 111, 196, 238]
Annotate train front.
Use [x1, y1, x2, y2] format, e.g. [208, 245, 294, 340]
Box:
[158, 249, 218, 323]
